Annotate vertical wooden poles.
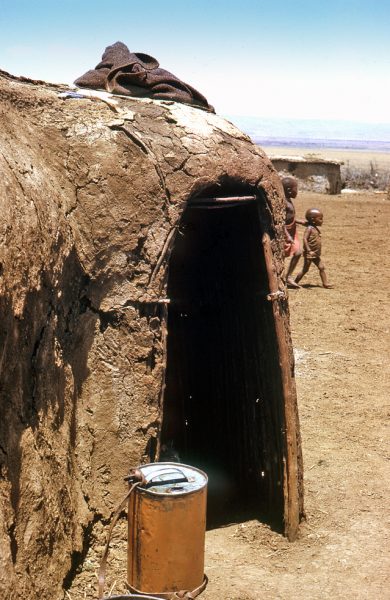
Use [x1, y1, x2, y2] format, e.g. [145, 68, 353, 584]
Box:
[262, 232, 301, 541]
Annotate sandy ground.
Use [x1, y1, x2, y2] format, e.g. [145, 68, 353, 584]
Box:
[67, 190, 390, 600]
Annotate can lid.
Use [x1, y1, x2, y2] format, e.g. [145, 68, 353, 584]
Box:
[139, 462, 207, 496]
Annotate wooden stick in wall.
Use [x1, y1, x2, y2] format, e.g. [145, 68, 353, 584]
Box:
[262, 232, 300, 541]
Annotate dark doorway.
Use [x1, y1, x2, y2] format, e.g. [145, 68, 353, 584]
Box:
[160, 197, 285, 529]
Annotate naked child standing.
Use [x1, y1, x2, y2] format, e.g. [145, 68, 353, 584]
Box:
[283, 176, 305, 288]
[294, 208, 333, 289]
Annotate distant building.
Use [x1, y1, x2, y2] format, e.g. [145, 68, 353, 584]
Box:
[269, 154, 343, 194]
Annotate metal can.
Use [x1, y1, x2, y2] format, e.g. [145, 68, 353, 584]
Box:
[127, 462, 207, 594]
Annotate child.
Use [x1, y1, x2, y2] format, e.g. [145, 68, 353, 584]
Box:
[282, 176, 305, 288]
[294, 208, 333, 289]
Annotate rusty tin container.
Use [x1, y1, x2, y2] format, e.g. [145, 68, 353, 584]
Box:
[127, 462, 207, 594]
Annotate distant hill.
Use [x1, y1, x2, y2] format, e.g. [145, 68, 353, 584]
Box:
[224, 116, 390, 151]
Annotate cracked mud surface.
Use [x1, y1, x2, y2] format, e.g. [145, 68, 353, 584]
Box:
[1, 73, 291, 600]
[68, 191, 390, 600]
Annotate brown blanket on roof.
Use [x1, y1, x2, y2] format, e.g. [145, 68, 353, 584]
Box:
[74, 41, 214, 111]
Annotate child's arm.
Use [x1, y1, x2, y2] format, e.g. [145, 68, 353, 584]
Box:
[284, 225, 294, 244]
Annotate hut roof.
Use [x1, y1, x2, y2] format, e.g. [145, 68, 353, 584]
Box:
[269, 153, 343, 166]
[0, 69, 286, 306]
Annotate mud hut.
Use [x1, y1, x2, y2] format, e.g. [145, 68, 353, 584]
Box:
[0, 70, 303, 600]
[270, 154, 343, 194]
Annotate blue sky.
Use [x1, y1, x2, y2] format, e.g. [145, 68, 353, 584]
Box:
[1, 0, 390, 122]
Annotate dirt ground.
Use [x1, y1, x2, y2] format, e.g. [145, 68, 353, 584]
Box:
[68, 190, 390, 600]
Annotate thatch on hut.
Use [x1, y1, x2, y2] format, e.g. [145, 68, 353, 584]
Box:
[0, 69, 303, 599]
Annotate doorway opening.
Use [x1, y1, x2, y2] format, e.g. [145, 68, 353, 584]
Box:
[160, 192, 286, 529]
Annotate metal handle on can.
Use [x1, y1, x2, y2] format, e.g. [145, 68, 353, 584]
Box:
[144, 467, 188, 489]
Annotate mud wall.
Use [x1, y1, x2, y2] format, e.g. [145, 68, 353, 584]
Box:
[271, 157, 342, 194]
[0, 72, 289, 599]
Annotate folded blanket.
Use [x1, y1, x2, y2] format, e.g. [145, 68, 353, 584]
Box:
[74, 41, 214, 111]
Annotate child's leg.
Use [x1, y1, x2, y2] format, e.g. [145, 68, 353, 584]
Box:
[294, 258, 311, 284]
[315, 258, 333, 288]
[286, 248, 302, 287]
